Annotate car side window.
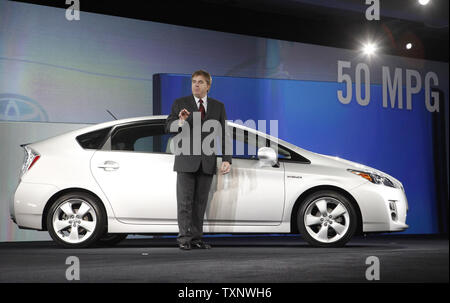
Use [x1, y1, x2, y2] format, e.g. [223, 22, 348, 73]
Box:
[231, 128, 263, 159]
[272, 144, 292, 160]
[76, 127, 112, 149]
[110, 124, 173, 154]
[231, 127, 293, 160]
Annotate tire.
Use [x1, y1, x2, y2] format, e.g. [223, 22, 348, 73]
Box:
[297, 190, 357, 247]
[46, 191, 107, 248]
[95, 233, 128, 247]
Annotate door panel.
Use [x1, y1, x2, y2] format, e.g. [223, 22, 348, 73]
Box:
[91, 153, 285, 225]
[91, 151, 178, 224]
[205, 158, 285, 225]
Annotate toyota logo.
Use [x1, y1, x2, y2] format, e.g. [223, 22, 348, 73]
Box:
[0, 93, 48, 121]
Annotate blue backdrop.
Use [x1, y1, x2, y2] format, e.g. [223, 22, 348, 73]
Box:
[154, 73, 438, 234]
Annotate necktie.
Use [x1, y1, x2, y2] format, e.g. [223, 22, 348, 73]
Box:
[199, 99, 205, 120]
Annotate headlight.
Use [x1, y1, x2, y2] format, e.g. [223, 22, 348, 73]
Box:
[347, 169, 396, 188]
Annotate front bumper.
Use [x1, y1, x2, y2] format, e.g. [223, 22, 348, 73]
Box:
[350, 181, 409, 233]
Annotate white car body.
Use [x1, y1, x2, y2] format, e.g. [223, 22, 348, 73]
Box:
[10, 115, 408, 247]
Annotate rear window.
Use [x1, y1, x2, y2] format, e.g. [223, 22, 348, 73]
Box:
[76, 127, 111, 149]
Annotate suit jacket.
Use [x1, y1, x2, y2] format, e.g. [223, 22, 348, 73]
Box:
[165, 95, 232, 174]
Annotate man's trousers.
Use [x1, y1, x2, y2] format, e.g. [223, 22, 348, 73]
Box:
[176, 164, 214, 245]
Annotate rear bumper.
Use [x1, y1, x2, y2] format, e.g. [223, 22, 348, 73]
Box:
[350, 181, 409, 233]
[13, 181, 60, 230]
[9, 185, 17, 224]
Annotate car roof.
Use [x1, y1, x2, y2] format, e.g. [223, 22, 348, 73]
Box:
[41, 115, 311, 155]
[91, 115, 294, 147]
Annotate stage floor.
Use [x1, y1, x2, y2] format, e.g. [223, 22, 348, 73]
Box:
[0, 235, 448, 283]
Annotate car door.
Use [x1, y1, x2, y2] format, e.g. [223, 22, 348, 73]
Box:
[204, 127, 285, 225]
[90, 121, 178, 224]
[90, 121, 285, 226]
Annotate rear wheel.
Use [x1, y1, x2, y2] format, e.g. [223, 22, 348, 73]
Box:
[297, 190, 357, 247]
[47, 192, 107, 248]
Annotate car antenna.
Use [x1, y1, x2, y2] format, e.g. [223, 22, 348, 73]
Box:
[106, 109, 118, 120]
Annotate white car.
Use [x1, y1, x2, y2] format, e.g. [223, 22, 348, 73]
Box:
[10, 115, 408, 248]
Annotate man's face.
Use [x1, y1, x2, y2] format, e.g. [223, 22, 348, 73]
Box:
[191, 75, 210, 98]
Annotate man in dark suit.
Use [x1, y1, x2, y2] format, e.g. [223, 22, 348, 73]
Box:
[165, 70, 232, 250]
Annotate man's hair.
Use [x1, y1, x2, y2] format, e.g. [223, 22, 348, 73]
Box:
[191, 70, 212, 87]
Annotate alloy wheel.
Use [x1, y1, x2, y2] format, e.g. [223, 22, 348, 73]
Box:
[303, 197, 350, 243]
[52, 199, 97, 244]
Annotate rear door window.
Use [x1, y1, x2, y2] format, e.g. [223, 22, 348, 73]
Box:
[110, 124, 173, 154]
[76, 127, 111, 149]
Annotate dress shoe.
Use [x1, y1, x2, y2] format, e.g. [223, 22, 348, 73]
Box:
[191, 241, 211, 249]
[179, 243, 191, 250]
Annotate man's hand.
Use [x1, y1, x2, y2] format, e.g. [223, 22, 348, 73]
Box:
[221, 161, 231, 174]
[179, 108, 190, 121]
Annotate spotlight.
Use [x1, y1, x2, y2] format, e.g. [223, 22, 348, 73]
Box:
[406, 43, 413, 49]
[418, 0, 430, 5]
[362, 42, 377, 56]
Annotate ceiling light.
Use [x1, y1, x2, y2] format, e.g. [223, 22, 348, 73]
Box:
[418, 0, 430, 5]
[362, 42, 377, 56]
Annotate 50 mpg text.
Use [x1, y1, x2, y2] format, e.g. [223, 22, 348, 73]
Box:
[337, 60, 440, 113]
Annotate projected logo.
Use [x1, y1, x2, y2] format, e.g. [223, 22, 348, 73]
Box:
[0, 93, 48, 121]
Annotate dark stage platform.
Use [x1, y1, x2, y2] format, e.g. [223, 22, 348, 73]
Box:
[0, 235, 448, 283]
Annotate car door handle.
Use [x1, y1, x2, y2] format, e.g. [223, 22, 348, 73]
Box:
[98, 161, 120, 171]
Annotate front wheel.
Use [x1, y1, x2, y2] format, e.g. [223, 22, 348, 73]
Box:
[297, 190, 357, 247]
[47, 192, 107, 248]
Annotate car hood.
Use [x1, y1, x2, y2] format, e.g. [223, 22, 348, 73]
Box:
[320, 154, 382, 172]
[316, 153, 403, 188]
[282, 140, 402, 186]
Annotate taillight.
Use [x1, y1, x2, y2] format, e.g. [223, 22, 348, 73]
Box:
[20, 146, 40, 178]
[29, 155, 40, 169]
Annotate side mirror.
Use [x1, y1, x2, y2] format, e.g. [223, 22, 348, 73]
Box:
[257, 147, 278, 167]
